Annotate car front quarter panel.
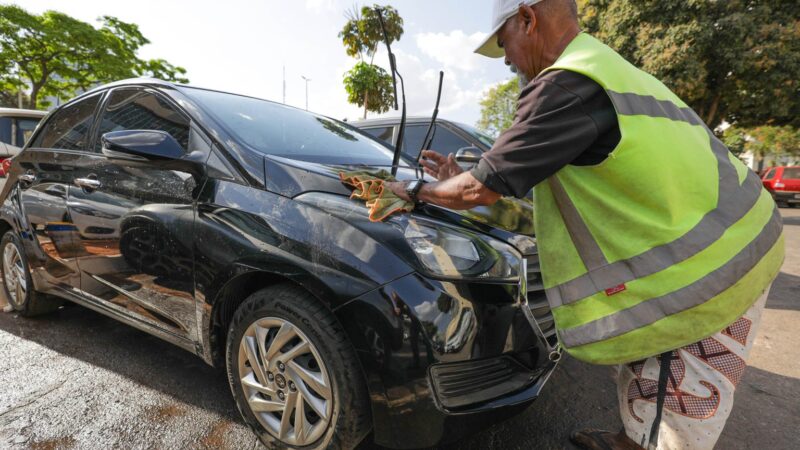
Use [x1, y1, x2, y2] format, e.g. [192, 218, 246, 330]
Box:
[335, 272, 552, 448]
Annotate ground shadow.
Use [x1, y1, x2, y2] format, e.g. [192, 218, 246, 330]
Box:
[0, 304, 241, 423]
[767, 272, 800, 312]
[781, 215, 800, 227]
[442, 356, 799, 450]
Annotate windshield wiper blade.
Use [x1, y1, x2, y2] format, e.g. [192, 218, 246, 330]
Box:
[375, 6, 406, 177]
[417, 71, 444, 179]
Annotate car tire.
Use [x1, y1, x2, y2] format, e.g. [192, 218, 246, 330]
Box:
[226, 283, 371, 449]
[1, 231, 62, 316]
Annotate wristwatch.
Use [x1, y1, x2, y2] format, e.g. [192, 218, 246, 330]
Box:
[405, 179, 424, 204]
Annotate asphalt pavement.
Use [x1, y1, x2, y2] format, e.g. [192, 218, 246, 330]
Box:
[1, 208, 798, 450]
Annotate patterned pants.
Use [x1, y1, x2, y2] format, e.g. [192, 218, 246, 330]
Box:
[617, 286, 770, 450]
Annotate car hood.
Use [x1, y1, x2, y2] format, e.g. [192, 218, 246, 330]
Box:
[263, 155, 536, 239]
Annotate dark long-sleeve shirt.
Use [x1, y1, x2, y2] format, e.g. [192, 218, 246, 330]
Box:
[471, 70, 621, 198]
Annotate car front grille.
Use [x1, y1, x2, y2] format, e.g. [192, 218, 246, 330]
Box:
[428, 356, 541, 411]
[524, 254, 558, 349]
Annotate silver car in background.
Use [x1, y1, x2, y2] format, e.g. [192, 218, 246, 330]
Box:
[0, 108, 47, 180]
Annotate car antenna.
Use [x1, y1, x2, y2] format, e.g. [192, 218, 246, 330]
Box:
[375, 6, 406, 176]
[416, 71, 444, 180]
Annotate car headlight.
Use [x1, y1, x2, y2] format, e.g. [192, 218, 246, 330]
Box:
[295, 193, 523, 282]
[401, 217, 521, 281]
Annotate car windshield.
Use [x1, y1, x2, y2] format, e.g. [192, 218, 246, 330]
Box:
[183, 87, 407, 166]
[457, 122, 496, 149]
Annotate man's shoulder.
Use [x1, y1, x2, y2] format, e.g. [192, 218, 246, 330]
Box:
[523, 69, 605, 104]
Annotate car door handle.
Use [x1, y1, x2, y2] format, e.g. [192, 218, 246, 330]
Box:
[74, 177, 102, 190]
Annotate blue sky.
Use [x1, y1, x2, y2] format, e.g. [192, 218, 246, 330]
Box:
[17, 0, 516, 124]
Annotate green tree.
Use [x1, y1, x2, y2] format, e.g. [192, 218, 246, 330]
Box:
[580, 0, 800, 129]
[0, 5, 188, 109]
[724, 125, 800, 169]
[339, 5, 403, 118]
[476, 79, 520, 137]
[343, 62, 395, 117]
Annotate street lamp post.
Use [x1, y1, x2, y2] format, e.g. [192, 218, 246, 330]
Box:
[301, 76, 311, 111]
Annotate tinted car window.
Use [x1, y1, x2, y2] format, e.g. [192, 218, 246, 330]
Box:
[764, 169, 776, 180]
[363, 126, 394, 143]
[0, 117, 11, 145]
[457, 122, 496, 148]
[784, 168, 800, 179]
[94, 89, 190, 152]
[16, 118, 41, 147]
[184, 87, 404, 166]
[402, 124, 473, 158]
[32, 93, 101, 150]
[401, 125, 428, 158]
[430, 126, 472, 156]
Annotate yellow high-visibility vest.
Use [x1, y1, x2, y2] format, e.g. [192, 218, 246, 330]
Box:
[533, 34, 784, 365]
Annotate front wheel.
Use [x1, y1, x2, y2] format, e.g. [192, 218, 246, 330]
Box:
[226, 283, 371, 449]
[1, 231, 62, 316]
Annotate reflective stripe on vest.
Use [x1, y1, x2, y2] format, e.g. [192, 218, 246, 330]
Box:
[545, 91, 775, 308]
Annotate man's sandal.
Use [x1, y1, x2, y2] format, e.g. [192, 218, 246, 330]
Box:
[570, 428, 644, 450]
[570, 429, 616, 450]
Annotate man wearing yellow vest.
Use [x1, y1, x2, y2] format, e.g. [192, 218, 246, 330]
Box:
[385, 0, 784, 448]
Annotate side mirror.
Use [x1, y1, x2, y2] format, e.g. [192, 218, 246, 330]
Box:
[455, 146, 483, 164]
[101, 130, 183, 161]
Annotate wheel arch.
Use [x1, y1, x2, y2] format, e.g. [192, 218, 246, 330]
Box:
[0, 218, 13, 238]
[206, 268, 339, 368]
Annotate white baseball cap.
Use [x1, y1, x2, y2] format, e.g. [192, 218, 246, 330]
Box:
[474, 0, 543, 58]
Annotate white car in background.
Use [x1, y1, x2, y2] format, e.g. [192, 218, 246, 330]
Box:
[0, 108, 47, 178]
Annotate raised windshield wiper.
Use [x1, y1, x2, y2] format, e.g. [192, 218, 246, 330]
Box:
[417, 71, 444, 179]
[375, 6, 406, 176]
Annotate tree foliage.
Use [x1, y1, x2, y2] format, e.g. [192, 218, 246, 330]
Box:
[0, 5, 188, 109]
[476, 79, 520, 137]
[579, 0, 800, 130]
[339, 4, 403, 118]
[343, 62, 395, 116]
[724, 125, 800, 167]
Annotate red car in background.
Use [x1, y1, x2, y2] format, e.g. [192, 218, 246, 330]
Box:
[762, 166, 800, 207]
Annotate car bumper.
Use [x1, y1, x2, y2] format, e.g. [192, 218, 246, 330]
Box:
[772, 190, 800, 204]
[336, 266, 559, 449]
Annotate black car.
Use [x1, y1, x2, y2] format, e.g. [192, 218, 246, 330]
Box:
[0, 79, 559, 449]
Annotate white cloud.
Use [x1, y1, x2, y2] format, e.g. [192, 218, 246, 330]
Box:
[305, 0, 338, 13]
[415, 30, 489, 72]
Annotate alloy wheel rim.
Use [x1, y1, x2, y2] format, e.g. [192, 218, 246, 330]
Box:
[238, 317, 333, 446]
[2, 242, 26, 307]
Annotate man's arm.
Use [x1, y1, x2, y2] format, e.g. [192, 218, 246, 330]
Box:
[386, 71, 619, 211]
[387, 170, 502, 210]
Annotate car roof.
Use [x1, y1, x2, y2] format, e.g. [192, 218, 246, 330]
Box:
[350, 116, 457, 127]
[0, 108, 47, 118]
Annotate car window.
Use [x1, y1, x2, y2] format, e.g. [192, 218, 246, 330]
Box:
[430, 126, 472, 156]
[32, 94, 102, 150]
[0, 117, 11, 145]
[401, 125, 429, 158]
[457, 122, 496, 148]
[94, 89, 190, 152]
[362, 126, 394, 144]
[183, 87, 405, 166]
[764, 169, 777, 180]
[16, 118, 41, 148]
[402, 124, 473, 158]
[783, 168, 800, 179]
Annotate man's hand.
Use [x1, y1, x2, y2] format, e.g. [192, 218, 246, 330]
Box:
[385, 180, 412, 202]
[420, 150, 463, 181]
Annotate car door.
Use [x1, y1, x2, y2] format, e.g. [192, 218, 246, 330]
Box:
[67, 87, 208, 342]
[15, 93, 105, 293]
[782, 167, 800, 193]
